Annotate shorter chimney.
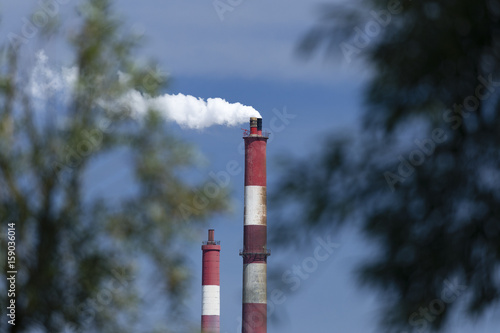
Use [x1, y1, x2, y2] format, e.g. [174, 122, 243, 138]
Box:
[202, 229, 221, 333]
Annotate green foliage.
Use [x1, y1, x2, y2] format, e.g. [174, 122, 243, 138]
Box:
[0, 1, 227, 332]
[275, 0, 500, 331]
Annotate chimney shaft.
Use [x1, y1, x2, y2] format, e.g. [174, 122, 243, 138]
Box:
[241, 117, 269, 333]
[202, 230, 221, 333]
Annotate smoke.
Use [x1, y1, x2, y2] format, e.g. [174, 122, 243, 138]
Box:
[29, 51, 77, 101]
[122, 88, 261, 129]
[29, 50, 261, 129]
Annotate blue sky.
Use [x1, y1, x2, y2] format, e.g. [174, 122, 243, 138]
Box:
[2, 1, 499, 332]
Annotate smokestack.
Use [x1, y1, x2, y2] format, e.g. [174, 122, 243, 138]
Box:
[202, 229, 221, 333]
[240, 117, 269, 333]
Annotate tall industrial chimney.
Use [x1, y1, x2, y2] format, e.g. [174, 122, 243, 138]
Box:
[240, 117, 269, 333]
[202, 229, 221, 333]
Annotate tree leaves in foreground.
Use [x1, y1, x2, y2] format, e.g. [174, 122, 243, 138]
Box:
[0, 1, 227, 332]
[274, 0, 500, 331]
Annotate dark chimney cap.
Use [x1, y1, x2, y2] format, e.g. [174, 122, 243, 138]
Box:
[257, 118, 262, 132]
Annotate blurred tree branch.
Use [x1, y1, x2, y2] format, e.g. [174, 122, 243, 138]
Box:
[274, 0, 500, 331]
[0, 1, 227, 332]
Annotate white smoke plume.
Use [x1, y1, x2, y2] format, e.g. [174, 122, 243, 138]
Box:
[29, 51, 77, 101]
[122, 89, 261, 129]
[29, 50, 261, 129]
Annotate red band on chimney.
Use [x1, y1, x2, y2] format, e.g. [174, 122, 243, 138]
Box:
[244, 138, 267, 186]
[242, 303, 267, 333]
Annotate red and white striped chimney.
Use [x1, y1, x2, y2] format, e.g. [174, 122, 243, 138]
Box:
[240, 117, 269, 333]
[202, 229, 221, 333]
